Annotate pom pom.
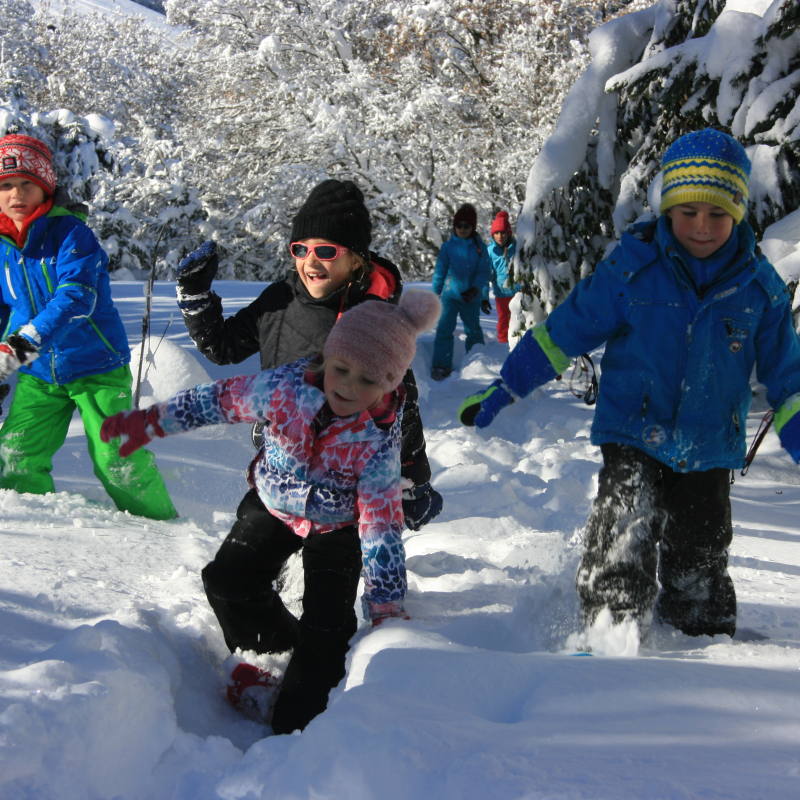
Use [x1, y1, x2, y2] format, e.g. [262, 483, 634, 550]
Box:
[399, 289, 442, 333]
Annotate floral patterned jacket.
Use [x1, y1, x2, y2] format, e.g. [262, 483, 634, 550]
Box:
[155, 359, 407, 605]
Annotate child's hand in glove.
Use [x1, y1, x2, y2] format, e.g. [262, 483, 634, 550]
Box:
[0, 335, 39, 382]
[176, 241, 218, 297]
[458, 378, 515, 428]
[481, 299, 492, 314]
[460, 287, 479, 303]
[369, 601, 409, 627]
[101, 406, 166, 457]
[402, 481, 443, 531]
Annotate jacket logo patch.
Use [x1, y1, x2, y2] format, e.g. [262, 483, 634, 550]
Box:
[729, 340, 742, 353]
[642, 425, 666, 448]
[2, 156, 17, 169]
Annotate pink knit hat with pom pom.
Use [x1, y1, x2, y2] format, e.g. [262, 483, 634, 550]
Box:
[324, 289, 442, 391]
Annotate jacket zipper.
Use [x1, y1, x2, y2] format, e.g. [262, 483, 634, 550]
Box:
[641, 393, 648, 419]
[4, 259, 17, 300]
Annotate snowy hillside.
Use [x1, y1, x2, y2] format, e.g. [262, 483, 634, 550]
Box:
[1, 278, 799, 799]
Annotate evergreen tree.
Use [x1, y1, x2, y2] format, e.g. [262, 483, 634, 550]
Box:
[515, 0, 800, 332]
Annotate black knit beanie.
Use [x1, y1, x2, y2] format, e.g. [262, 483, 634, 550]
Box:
[290, 179, 372, 265]
[453, 203, 478, 230]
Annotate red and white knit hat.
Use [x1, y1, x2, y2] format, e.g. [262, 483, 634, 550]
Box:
[324, 289, 442, 392]
[491, 211, 513, 236]
[0, 134, 56, 195]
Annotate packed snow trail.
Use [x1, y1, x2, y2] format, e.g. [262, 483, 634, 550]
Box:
[0, 281, 799, 800]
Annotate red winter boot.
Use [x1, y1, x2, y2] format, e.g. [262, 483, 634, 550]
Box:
[227, 663, 280, 722]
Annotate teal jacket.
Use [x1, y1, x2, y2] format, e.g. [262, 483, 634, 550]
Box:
[0, 189, 130, 385]
[483, 238, 519, 300]
[432, 233, 491, 300]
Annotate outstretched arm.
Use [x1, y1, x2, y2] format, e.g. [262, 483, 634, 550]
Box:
[458, 325, 571, 428]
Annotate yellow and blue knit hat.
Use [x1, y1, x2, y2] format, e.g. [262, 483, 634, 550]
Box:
[659, 129, 751, 223]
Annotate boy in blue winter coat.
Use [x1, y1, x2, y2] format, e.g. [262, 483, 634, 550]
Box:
[431, 203, 491, 380]
[0, 134, 176, 520]
[459, 128, 800, 641]
[482, 211, 520, 344]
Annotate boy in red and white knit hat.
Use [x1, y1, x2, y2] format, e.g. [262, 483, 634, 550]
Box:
[101, 288, 441, 733]
[0, 133, 176, 520]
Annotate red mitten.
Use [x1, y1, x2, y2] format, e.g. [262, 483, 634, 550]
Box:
[101, 406, 166, 457]
[369, 601, 410, 627]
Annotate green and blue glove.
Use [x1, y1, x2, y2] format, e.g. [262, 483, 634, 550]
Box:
[458, 325, 571, 429]
[458, 379, 516, 428]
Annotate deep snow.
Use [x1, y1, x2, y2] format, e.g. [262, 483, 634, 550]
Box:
[1, 279, 799, 800]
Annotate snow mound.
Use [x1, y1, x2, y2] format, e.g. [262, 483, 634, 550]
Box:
[0, 620, 178, 800]
[130, 335, 212, 406]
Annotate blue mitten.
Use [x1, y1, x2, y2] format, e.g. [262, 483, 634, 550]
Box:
[458, 379, 515, 428]
[402, 482, 444, 531]
[176, 241, 218, 309]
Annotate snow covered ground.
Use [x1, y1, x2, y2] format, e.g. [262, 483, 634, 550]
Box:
[1, 279, 799, 799]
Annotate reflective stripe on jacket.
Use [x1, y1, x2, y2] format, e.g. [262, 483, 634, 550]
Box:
[546, 217, 800, 472]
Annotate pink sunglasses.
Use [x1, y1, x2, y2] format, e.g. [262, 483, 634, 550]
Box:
[290, 242, 350, 261]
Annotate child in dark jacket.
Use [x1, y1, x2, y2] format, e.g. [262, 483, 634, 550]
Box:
[102, 289, 441, 733]
[0, 134, 176, 520]
[459, 129, 800, 644]
[174, 179, 442, 532]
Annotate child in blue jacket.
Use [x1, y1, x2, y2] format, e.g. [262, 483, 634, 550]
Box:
[430, 203, 491, 380]
[459, 129, 800, 641]
[0, 134, 176, 520]
[482, 211, 519, 344]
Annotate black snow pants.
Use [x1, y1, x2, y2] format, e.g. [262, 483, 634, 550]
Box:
[576, 444, 737, 638]
[201, 489, 363, 734]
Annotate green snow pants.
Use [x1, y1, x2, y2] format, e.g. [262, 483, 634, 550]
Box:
[0, 366, 177, 521]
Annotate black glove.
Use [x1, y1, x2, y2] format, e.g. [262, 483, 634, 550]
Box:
[481, 299, 492, 314]
[460, 287, 479, 303]
[176, 241, 218, 297]
[402, 482, 443, 531]
[0, 383, 10, 417]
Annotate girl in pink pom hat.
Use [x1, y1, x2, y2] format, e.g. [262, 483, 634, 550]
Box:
[101, 288, 441, 733]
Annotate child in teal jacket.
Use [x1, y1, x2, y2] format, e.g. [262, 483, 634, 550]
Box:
[430, 203, 491, 380]
[0, 134, 175, 520]
[482, 211, 519, 344]
[460, 129, 800, 642]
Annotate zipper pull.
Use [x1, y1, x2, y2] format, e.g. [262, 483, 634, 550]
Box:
[641, 393, 648, 419]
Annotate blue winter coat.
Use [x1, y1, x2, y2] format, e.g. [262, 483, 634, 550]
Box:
[0, 190, 130, 385]
[545, 217, 800, 472]
[483, 238, 519, 300]
[432, 233, 491, 299]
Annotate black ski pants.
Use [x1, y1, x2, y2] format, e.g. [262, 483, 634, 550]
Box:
[201, 489, 363, 733]
[576, 443, 737, 637]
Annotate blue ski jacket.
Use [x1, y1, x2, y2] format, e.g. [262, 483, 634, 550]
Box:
[0, 189, 130, 386]
[483, 238, 519, 300]
[432, 233, 491, 300]
[504, 217, 800, 472]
